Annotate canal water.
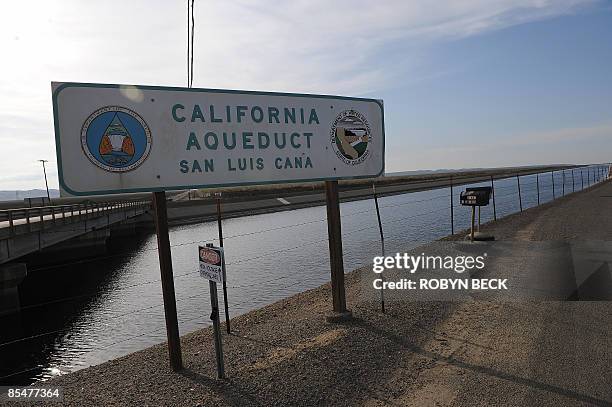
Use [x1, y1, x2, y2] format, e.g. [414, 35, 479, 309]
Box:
[0, 168, 604, 384]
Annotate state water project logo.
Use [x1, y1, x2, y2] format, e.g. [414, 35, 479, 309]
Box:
[330, 109, 372, 166]
[81, 106, 152, 172]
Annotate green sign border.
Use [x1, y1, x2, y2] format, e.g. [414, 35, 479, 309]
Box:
[53, 82, 385, 196]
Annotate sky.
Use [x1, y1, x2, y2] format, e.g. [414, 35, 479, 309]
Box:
[1, 0, 611, 190]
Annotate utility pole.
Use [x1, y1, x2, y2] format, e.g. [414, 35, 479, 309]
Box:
[38, 159, 51, 201]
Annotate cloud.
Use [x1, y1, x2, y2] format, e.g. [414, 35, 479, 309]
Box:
[0, 0, 598, 189]
[191, 0, 596, 94]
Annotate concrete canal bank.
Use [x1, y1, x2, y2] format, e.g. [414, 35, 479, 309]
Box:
[33, 180, 612, 406]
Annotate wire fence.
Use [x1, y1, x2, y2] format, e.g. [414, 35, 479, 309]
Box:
[1, 163, 609, 383]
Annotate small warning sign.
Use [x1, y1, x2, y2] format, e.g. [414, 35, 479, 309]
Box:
[198, 246, 224, 283]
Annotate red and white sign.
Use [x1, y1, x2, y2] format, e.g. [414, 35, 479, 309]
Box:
[198, 246, 224, 283]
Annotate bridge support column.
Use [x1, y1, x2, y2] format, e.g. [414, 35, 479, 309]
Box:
[0, 263, 27, 317]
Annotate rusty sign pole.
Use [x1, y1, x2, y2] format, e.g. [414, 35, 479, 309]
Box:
[205, 243, 226, 379]
[152, 191, 183, 371]
[216, 196, 231, 334]
[325, 180, 349, 317]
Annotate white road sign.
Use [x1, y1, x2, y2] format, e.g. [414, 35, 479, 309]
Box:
[199, 246, 224, 283]
[52, 82, 385, 196]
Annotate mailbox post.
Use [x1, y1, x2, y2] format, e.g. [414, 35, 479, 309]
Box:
[460, 187, 493, 241]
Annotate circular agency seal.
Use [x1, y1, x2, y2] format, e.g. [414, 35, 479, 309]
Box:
[81, 106, 152, 172]
[329, 109, 372, 166]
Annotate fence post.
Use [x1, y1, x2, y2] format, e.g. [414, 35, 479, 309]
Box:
[517, 175, 522, 212]
[562, 171, 565, 196]
[450, 176, 454, 235]
[551, 171, 555, 199]
[536, 173, 540, 205]
[325, 180, 349, 316]
[588, 167, 591, 185]
[216, 197, 231, 334]
[572, 169, 575, 192]
[372, 184, 385, 313]
[152, 191, 183, 371]
[581, 170, 584, 190]
[490, 176, 496, 221]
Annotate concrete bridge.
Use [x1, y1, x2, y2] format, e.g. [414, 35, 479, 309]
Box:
[0, 200, 150, 315]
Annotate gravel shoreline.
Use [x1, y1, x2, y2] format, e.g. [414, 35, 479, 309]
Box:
[15, 180, 612, 406]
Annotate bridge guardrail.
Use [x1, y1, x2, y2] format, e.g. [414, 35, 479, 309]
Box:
[0, 200, 150, 238]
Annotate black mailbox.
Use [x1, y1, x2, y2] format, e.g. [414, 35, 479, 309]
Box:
[460, 187, 492, 206]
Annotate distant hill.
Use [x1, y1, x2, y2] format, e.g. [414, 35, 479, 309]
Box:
[0, 189, 60, 202]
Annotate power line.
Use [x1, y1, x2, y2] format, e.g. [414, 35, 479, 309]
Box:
[190, 0, 195, 87]
[186, 0, 190, 86]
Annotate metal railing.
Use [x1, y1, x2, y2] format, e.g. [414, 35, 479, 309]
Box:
[449, 164, 609, 235]
[0, 200, 150, 238]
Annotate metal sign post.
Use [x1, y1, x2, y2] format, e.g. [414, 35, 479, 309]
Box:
[460, 187, 493, 242]
[215, 194, 231, 334]
[470, 206, 476, 241]
[199, 244, 225, 379]
[209, 279, 225, 379]
[153, 191, 183, 371]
